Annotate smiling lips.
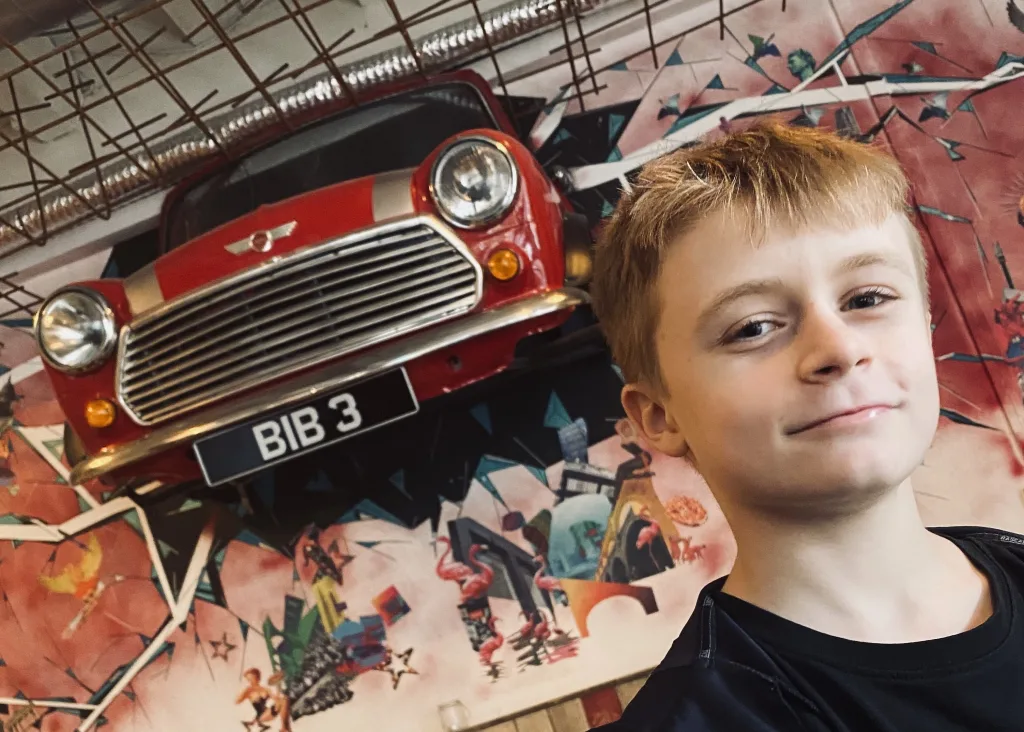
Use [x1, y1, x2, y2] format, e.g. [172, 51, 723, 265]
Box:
[790, 404, 894, 435]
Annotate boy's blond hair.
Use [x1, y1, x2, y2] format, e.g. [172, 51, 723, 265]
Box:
[591, 120, 926, 393]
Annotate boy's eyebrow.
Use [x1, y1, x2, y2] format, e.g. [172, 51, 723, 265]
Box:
[836, 251, 913, 277]
[696, 279, 785, 332]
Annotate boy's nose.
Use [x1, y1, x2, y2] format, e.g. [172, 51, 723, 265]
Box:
[796, 308, 872, 384]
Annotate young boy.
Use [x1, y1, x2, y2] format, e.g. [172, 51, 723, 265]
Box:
[589, 121, 1024, 731]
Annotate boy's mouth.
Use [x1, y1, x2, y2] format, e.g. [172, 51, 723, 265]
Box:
[786, 404, 896, 435]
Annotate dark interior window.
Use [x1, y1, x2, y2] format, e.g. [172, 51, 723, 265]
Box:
[164, 82, 497, 250]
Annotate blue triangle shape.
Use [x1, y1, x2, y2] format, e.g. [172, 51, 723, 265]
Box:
[665, 49, 684, 66]
[475, 455, 520, 507]
[606, 146, 623, 163]
[469, 403, 493, 435]
[474, 474, 508, 507]
[239, 620, 249, 641]
[357, 540, 381, 549]
[304, 471, 334, 493]
[763, 83, 788, 95]
[957, 98, 975, 112]
[525, 465, 549, 487]
[608, 113, 626, 142]
[389, 470, 410, 497]
[997, 52, 1024, 68]
[911, 40, 937, 55]
[610, 61, 629, 71]
[338, 499, 405, 527]
[476, 454, 520, 476]
[234, 529, 269, 547]
[706, 73, 725, 90]
[544, 392, 572, 429]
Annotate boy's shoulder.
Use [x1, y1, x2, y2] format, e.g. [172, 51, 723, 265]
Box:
[592, 525, 1024, 731]
[592, 581, 821, 731]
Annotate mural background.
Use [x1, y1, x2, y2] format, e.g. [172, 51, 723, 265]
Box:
[4, 0, 1024, 730]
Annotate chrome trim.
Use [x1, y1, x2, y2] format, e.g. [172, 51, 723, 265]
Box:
[115, 215, 484, 426]
[371, 168, 416, 222]
[429, 137, 520, 230]
[224, 220, 298, 255]
[122, 264, 165, 317]
[35, 287, 118, 374]
[72, 287, 589, 485]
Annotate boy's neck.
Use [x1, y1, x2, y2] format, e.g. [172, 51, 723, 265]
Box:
[721, 480, 992, 644]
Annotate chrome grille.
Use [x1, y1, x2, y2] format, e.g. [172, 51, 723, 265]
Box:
[117, 217, 482, 426]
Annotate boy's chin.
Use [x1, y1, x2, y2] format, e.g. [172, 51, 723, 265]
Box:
[739, 460, 919, 521]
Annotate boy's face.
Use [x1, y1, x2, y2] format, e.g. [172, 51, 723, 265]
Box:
[625, 211, 939, 519]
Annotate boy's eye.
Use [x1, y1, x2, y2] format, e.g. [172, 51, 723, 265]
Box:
[728, 319, 777, 342]
[843, 288, 896, 311]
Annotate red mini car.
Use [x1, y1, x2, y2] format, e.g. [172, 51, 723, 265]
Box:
[35, 71, 593, 488]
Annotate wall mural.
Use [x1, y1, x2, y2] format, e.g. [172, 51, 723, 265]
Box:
[4, 0, 1024, 730]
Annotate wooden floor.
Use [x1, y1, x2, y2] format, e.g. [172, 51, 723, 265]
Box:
[475, 674, 649, 732]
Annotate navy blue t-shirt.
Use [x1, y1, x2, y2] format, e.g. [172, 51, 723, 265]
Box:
[595, 527, 1024, 731]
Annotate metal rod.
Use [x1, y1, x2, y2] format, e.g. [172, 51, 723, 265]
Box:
[68, 20, 165, 181]
[570, 3, 600, 97]
[284, 0, 360, 105]
[62, 49, 109, 212]
[643, 0, 658, 66]
[187, 0, 292, 130]
[556, 0, 586, 112]
[89, 2, 230, 158]
[182, 0, 246, 43]
[0, 28, 157, 186]
[383, 0, 427, 78]
[470, 0, 509, 99]
[8, 79, 47, 240]
[107, 25, 166, 75]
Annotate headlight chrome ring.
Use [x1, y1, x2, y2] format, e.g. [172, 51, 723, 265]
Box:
[36, 287, 118, 374]
[430, 136, 519, 229]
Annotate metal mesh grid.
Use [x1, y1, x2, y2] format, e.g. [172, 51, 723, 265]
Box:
[0, 0, 754, 259]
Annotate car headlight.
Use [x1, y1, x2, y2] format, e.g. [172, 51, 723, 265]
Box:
[36, 289, 117, 373]
[431, 138, 518, 228]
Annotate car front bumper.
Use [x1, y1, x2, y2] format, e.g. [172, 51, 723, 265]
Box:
[70, 287, 590, 485]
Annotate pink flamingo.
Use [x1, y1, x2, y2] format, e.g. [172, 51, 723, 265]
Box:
[636, 506, 662, 552]
[517, 611, 536, 640]
[435, 536, 474, 582]
[532, 555, 563, 594]
[478, 617, 504, 665]
[459, 545, 495, 603]
[532, 612, 551, 644]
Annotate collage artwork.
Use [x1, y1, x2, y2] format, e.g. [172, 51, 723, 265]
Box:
[5, 0, 1024, 730]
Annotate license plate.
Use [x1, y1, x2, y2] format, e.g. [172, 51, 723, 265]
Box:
[194, 368, 418, 486]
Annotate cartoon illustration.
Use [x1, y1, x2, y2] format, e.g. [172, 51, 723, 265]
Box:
[37, 533, 125, 639]
[236, 668, 291, 732]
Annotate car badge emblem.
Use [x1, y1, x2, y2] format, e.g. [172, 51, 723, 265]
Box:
[224, 221, 298, 255]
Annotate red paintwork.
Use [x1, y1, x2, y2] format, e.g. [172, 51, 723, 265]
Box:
[42, 71, 578, 486]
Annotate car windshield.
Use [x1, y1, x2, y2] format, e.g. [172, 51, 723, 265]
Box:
[163, 82, 498, 250]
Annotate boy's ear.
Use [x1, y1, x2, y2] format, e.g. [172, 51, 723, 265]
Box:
[621, 383, 690, 459]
